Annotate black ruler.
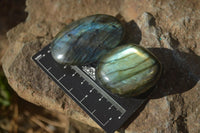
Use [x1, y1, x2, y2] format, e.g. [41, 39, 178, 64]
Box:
[32, 44, 150, 133]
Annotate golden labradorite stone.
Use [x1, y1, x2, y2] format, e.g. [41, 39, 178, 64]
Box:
[96, 44, 162, 97]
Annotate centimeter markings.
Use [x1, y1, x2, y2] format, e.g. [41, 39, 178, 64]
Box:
[33, 45, 151, 133]
[34, 51, 126, 127]
[35, 57, 108, 126]
[71, 66, 126, 115]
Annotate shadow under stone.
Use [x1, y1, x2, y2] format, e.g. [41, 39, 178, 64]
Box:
[120, 16, 199, 99]
[120, 42, 200, 133]
[117, 16, 199, 131]
[121, 20, 142, 45]
[149, 48, 200, 99]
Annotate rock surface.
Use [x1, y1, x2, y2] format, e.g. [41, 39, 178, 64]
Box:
[1, 0, 200, 132]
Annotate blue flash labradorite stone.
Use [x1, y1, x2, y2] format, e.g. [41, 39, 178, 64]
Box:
[96, 44, 162, 97]
[50, 14, 124, 65]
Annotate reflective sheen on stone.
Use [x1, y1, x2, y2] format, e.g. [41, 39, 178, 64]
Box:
[96, 44, 162, 97]
[50, 14, 124, 65]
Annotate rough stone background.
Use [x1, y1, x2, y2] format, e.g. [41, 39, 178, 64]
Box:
[1, 0, 200, 132]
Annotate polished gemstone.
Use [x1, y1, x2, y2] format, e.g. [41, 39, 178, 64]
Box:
[51, 14, 124, 65]
[96, 44, 162, 97]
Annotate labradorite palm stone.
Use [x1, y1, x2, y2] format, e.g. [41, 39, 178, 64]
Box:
[51, 14, 124, 65]
[96, 44, 162, 97]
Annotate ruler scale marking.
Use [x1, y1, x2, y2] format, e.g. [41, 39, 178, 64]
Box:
[32, 44, 150, 133]
[36, 58, 112, 126]
[71, 65, 126, 114]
